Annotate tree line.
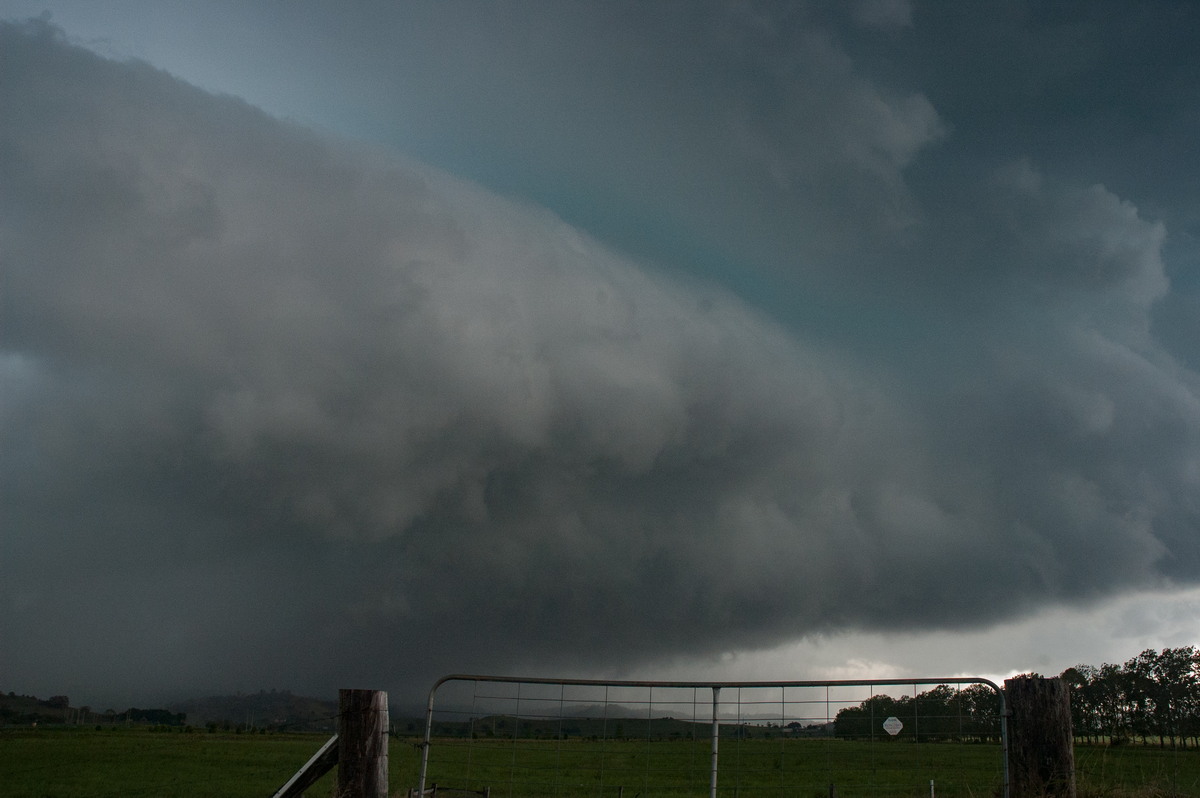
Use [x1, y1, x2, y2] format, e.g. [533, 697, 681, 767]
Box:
[1063, 646, 1200, 747]
[833, 683, 1002, 742]
[832, 646, 1200, 748]
[0, 690, 186, 727]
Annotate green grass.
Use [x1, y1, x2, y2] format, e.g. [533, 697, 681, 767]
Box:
[0, 727, 347, 798]
[421, 736, 1007, 798]
[1075, 742, 1200, 797]
[5, 727, 1200, 797]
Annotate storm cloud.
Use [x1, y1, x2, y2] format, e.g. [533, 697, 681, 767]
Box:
[2, 6, 1200, 704]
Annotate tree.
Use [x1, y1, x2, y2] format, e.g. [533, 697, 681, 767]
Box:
[960, 683, 1003, 742]
[1062, 665, 1098, 744]
[1147, 646, 1198, 748]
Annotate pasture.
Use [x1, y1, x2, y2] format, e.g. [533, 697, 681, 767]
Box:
[3, 726, 1200, 797]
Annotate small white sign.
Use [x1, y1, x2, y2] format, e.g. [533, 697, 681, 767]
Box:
[883, 716, 903, 736]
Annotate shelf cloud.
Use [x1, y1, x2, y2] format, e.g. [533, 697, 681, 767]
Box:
[3, 7, 1200, 704]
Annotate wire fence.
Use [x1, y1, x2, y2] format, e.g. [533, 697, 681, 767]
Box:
[416, 676, 1008, 798]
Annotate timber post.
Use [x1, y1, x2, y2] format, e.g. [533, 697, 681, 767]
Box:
[337, 689, 389, 798]
[1005, 676, 1075, 798]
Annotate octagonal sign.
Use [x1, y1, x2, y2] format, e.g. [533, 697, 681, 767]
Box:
[883, 716, 903, 736]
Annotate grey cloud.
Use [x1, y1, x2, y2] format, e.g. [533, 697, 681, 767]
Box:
[925, 165, 1200, 600]
[173, 1, 949, 277]
[988, 160, 1168, 315]
[851, 0, 913, 29]
[3, 14, 1200, 706]
[723, 22, 945, 234]
[0, 20, 909, 698]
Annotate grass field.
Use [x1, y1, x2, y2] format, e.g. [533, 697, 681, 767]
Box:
[0, 727, 345, 798]
[3, 727, 1200, 797]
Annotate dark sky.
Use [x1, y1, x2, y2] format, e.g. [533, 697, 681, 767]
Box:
[3, 1, 1200, 708]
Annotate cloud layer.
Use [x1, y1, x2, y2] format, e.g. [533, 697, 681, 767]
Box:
[2, 10, 1200, 703]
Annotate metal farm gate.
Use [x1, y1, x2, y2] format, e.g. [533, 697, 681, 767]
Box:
[417, 676, 1009, 798]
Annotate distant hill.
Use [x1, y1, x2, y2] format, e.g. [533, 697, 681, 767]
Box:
[1, 689, 184, 726]
[0, 690, 70, 725]
[168, 690, 338, 731]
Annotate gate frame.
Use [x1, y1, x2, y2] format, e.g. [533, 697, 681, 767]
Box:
[419, 675, 1009, 798]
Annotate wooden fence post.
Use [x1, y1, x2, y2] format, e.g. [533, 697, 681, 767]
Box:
[1005, 676, 1076, 798]
[337, 689, 389, 798]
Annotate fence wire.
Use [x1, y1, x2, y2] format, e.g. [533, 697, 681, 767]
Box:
[417, 676, 1008, 798]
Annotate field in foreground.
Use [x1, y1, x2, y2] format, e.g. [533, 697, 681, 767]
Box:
[2, 727, 1200, 797]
